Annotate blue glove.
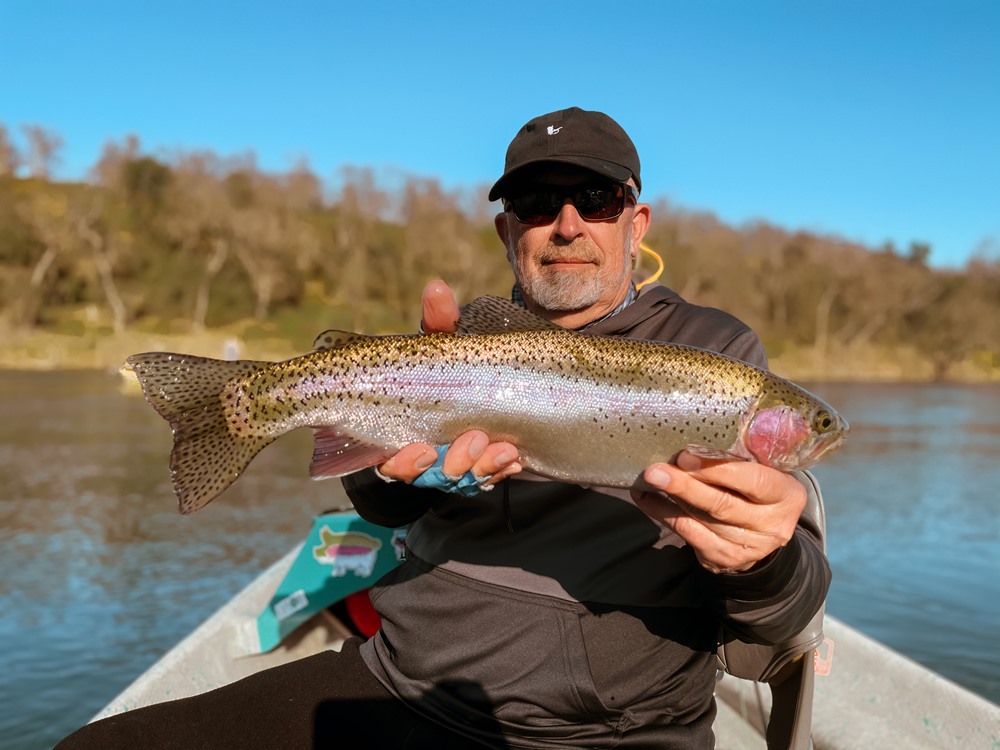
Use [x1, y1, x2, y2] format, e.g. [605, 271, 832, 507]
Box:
[411, 445, 493, 496]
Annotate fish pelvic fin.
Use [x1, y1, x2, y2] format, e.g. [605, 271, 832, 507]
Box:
[683, 444, 750, 463]
[458, 295, 565, 334]
[125, 352, 275, 514]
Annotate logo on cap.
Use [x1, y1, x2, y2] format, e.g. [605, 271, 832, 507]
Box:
[546, 125, 562, 135]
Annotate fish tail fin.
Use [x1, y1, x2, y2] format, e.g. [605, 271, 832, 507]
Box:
[125, 352, 275, 514]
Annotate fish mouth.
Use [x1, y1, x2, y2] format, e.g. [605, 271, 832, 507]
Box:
[796, 431, 848, 470]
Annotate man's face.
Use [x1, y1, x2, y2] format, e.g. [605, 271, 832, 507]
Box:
[495, 165, 650, 329]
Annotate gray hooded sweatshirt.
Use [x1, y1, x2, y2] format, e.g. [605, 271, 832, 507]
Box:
[343, 284, 831, 749]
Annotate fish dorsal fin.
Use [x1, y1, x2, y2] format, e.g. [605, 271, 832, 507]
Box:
[458, 295, 564, 334]
[312, 329, 375, 351]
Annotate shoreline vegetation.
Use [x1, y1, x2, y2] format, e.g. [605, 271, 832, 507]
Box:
[3, 321, 997, 384]
[1, 125, 998, 384]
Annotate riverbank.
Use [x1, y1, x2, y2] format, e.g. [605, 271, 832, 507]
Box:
[0, 327, 300, 373]
[1, 326, 998, 383]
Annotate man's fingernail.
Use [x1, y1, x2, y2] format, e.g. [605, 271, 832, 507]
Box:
[647, 467, 670, 487]
[495, 448, 518, 466]
[415, 450, 438, 470]
[468, 433, 489, 459]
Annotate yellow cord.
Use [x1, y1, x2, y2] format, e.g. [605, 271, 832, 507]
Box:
[635, 242, 664, 290]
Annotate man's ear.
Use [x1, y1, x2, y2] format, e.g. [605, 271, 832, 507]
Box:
[494, 211, 510, 246]
[631, 203, 651, 258]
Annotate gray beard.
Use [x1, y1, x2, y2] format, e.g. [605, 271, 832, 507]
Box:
[519, 268, 603, 311]
[509, 226, 633, 312]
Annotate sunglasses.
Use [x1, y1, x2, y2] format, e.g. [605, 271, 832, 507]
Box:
[505, 183, 638, 226]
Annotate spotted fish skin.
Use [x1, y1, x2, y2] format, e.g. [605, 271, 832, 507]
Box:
[125, 297, 847, 514]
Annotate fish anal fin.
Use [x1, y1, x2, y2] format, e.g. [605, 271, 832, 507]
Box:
[312, 330, 376, 351]
[458, 295, 565, 334]
[310, 426, 395, 479]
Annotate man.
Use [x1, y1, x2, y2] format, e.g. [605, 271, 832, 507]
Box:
[57, 107, 828, 749]
[345, 107, 830, 747]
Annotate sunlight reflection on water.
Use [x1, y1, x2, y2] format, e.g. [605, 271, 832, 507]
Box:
[809, 382, 1000, 704]
[1, 374, 998, 749]
[0, 370, 349, 749]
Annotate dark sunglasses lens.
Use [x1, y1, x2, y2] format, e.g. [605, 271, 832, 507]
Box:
[511, 184, 626, 225]
[511, 190, 563, 225]
[575, 185, 625, 220]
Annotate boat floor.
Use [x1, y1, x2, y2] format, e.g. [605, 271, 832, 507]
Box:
[95, 548, 1000, 749]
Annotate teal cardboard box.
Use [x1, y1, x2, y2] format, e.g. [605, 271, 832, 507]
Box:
[257, 510, 405, 652]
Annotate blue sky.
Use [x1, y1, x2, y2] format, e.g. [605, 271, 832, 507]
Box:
[2, 1, 998, 268]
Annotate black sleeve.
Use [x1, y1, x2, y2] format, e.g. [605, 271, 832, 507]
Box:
[342, 469, 438, 528]
[697, 469, 831, 645]
[697, 527, 831, 644]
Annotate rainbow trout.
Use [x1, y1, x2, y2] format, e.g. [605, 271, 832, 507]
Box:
[126, 296, 847, 514]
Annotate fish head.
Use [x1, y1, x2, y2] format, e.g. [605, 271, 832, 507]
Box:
[744, 388, 849, 471]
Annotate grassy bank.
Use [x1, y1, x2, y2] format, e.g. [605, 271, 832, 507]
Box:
[0, 326, 300, 372]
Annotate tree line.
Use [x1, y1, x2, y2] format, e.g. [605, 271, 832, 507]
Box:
[1, 124, 998, 380]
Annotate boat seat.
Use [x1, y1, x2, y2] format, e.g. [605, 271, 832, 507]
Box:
[715, 469, 827, 750]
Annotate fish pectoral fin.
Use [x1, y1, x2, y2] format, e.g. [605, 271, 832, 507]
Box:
[458, 295, 566, 334]
[312, 330, 377, 351]
[309, 427, 396, 479]
[683, 445, 747, 463]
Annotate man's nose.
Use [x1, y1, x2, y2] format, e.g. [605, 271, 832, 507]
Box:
[552, 200, 584, 241]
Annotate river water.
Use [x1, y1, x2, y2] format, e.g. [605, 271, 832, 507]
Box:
[1, 372, 997, 749]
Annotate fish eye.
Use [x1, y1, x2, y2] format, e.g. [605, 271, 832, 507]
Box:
[813, 410, 834, 433]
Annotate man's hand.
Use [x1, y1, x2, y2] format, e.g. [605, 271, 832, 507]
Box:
[377, 280, 522, 488]
[631, 451, 806, 574]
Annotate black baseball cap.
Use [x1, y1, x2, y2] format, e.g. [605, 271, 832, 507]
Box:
[488, 107, 641, 201]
